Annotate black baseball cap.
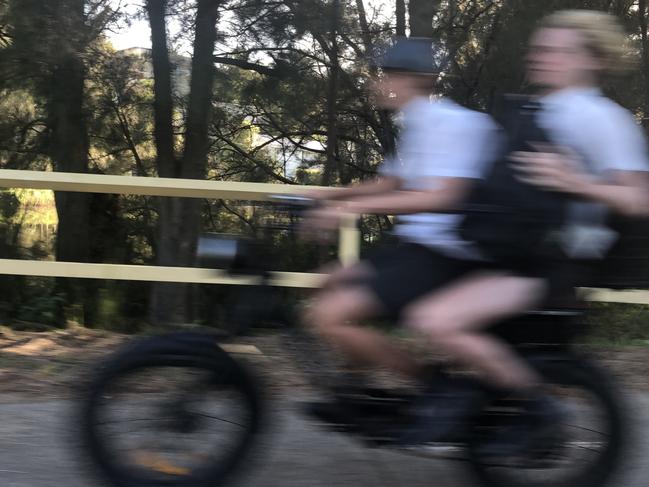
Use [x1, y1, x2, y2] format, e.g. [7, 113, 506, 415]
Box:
[373, 37, 441, 74]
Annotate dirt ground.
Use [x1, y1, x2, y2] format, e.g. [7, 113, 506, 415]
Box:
[1, 326, 649, 399]
[2, 327, 648, 487]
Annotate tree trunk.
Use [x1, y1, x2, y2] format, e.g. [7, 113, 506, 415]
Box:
[147, 0, 220, 326]
[396, 0, 406, 37]
[639, 0, 649, 129]
[50, 58, 89, 264]
[408, 0, 439, 38]
[182, 0, 220, 182]
[356, 0, 396, 156]
[322, 0, 341, 186]
[146, 0, 180, 325]
[146, 0, 176, 179]
[47, 0, 92, 324]
[355, 0, 373, 52]
[177, 0, 220, 322]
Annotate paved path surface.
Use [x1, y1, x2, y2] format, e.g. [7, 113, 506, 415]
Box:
[1, 395, 648, 487]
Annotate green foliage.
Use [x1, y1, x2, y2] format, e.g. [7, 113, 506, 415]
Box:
[10, 189, 57, 225]
[16, 293, 65, 326]
[86, 44, 157, 176]
[1, 0, 649, 331]
[585, 303, 649, 345]
[94, 285, 146, 333]
[0, 190, 19, 220]
[0, 89, 47, 170]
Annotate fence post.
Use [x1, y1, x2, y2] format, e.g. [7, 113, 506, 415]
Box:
[338, 214, 361, 266]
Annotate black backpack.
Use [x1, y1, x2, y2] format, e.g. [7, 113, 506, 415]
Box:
[459, 100, 568, 263]
[591, 216, 649, 288]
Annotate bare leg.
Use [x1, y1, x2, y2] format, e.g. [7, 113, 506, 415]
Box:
[402, 272, 547, 390]
[302, 285, 421, 378]
[315, 260, 374, 291]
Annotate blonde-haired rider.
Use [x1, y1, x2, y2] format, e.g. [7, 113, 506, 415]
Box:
[396, 9, 649, 444]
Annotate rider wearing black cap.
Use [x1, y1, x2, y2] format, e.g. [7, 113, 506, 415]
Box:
[302, 37, 499, 383]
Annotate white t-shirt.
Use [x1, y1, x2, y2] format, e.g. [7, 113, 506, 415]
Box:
[537, 87, 649, 258]
[380, 97, 499, 258]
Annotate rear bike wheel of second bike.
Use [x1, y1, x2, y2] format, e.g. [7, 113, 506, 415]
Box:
[467, 351, 627, 487]
[79, 332, 264, 487]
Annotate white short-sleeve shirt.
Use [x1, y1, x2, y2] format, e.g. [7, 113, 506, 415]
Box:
[538, 87, 649, 258]
[379, 97, 499, 258]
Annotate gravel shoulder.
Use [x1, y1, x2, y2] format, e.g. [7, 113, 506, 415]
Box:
[1, 326, 649, 399]
[1, 327, 649, 487]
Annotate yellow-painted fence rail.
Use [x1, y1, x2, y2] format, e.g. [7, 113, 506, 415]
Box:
[0, 169, 645, 304]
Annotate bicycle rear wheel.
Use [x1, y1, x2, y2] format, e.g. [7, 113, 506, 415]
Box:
[467, 351, 627, 487]
[80, 332, 264, 487]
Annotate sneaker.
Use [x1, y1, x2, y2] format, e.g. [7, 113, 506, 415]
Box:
[303, 397, 358, 428]
[302, 379, 380, 429]
[474, 394, 565, 463]
[396, 376, 487, 446]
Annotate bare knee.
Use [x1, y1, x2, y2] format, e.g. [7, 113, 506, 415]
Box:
[302, 287, 383, 336]
[301, 292, 340, 333]
[320, 261, 373, 291]
[401, 301, 456, 344]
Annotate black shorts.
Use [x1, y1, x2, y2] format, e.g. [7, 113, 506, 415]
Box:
[361, 243, 480, 318]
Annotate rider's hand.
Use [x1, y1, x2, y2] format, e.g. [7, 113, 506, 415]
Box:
[300, 187, 338, 204]
[299, 203, 350, 241]
[510, 143, 593, 195]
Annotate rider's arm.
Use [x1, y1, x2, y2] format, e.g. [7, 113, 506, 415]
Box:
[570, 109, 649, 217]
[332, 177, 473, 215]
[568, 171, 649, 217]
[513, 105, 649, 218]
[327, 112, 499, 216]
[305, 175, 401, 202]
[307, 109, 498, 221]
[513, 152, 649, 217]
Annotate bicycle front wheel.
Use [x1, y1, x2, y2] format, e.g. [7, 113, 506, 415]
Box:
[80, 332, 264, 487]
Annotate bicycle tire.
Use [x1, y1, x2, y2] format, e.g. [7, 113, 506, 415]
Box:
[467, 350, 627, 487]
[79, 331, 265, 487]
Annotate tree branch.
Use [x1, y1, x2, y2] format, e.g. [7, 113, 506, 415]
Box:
[216, 133, 297, 184]
[213, 56, 284, 77]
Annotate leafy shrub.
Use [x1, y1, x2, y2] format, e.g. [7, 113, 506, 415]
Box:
[16, 293, 65, 327]
[585, 303, 649, 345]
